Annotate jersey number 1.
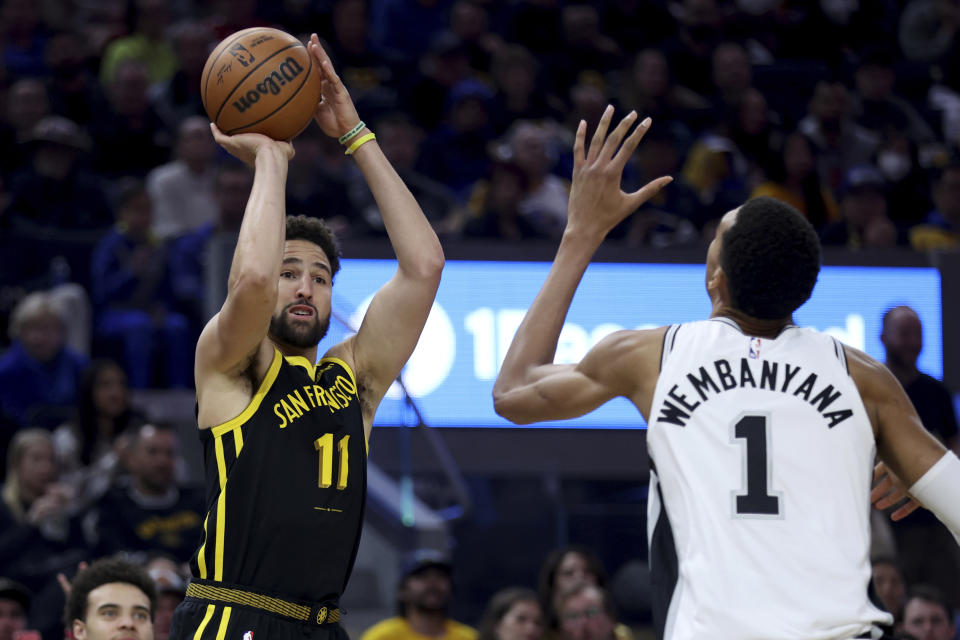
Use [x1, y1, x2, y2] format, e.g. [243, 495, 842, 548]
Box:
[314, 433, 349, 489]
[733, 415, 780, 516]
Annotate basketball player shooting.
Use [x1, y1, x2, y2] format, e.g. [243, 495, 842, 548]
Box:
[493, 107, 960, 640]
[170, 35, 444, 640]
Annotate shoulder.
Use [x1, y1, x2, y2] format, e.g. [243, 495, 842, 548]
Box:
[445, 620, 478, 640]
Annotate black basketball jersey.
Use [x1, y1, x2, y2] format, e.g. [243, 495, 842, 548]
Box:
[189, 348, 367, 602]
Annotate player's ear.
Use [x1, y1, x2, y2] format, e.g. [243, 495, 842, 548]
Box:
[73, 619, 87, 640]
[707, 264, 726, 300]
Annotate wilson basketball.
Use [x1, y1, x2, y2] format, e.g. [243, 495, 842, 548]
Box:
[201, 27, 322, 140]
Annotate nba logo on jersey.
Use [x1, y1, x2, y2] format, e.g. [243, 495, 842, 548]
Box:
[748, 337, 762, 359]
[243, 632, 254, 640]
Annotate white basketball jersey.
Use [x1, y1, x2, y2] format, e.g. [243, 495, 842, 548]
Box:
[646, 318, 892, 640]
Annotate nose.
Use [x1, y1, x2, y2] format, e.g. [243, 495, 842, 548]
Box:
[295, 272, 313, 300]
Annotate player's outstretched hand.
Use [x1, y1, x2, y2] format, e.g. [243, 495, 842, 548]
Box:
[210, 123, 294, 167]
[871, 461, 922, 521]
[308, 33, 362, 140]
[566, 105, 672, 241]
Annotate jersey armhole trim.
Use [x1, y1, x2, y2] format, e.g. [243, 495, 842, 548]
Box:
[660, 325, 680, 372]
[319, 356, 358, 389]
[833, 338, 850, 375]
[209, 348, 283, 438]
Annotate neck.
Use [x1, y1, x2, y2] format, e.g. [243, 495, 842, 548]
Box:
[134, 478, 169, 498]
[271, 339, 319, 363]
[711, 307, 792, 339]
[884, 359, 918, 385]
[96, 415, 115, 439]
[405, 609, 447, 636]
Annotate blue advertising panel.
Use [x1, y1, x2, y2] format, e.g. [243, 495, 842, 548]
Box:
[319, 261, 942, 429]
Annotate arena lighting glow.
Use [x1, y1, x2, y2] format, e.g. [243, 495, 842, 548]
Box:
[319, 261, 943, 429]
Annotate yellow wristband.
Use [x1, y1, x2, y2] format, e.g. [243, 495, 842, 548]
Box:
[344, 132, 376, 156]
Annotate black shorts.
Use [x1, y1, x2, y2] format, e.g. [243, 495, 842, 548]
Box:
[170, 599, 349, 640]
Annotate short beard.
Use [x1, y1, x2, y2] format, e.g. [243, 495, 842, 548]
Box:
[269, 305, 330, 349]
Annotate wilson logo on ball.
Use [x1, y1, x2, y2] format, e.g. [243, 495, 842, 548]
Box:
[231, 57, 306, 113]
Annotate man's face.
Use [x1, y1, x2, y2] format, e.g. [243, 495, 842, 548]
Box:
[216, 170, 253, 229]
[130, 427, 176, 494]
[17, 439, 57, 499]
[400, 568, 452, 613]
[933, 168, 960, 225]
[269, 240, 332, 351]
[871, 562, 905, 618]
[881, 307, 923, 369]
[0, 598, 26, 640]
[902, 597, 955, 640]
[19, 311, 64, 363]
[559, 589, 614, 640]
[74, 583, 152, 640]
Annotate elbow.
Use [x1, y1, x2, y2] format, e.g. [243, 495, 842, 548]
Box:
[492, 388, 531, 425]
[406, 246, 445, 285]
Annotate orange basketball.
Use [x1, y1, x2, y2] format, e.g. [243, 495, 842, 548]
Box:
[201, 27, 322, 141]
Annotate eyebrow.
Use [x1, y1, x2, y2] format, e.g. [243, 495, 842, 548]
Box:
[96, 604, 150, 613]
[281, 257, 331, 273]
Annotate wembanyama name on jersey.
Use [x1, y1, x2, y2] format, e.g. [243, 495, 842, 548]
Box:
[655, 356, 854, 429]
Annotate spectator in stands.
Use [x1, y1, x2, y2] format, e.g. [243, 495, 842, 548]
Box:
[0, 429, 89, 640]
[402, 33, 473, 132]
[149, 21, 215, 131]
[872, 557, 907, 632]
[44, 31, 111, 128]
[901, 586, 956, 640]
[851, 46, 935, 144]
[99, 0, 176, 87]
[90, 180, 191, 389]
[537, 546, 607, 636]
[710, 41, 752, 113]
[881, 305, 960, 609]
[462, 161, 544, 241]
[820, 165, 898, 249]
[660, 0, 724, 96]
[750, 132, 838, 231]
[488, 45, 562, 137]
[0, 292, 87, 429]
[85, 423, 203, 563]
[145, 553, 185, 640]
[361, 550, 477, 640]
[0, 0, 49, 79]
[0, 78, 50, 175]
[910, 161, 960, 251]
[545, 4, 621, 98]
[64, 557, 155, 640]
[448, 0, 501, 75]
[0, 578, 28, 640]
[798, 80, 880, 192]
[477, 587, 543, 640]
[53, 359, 145, 509]
[369, 0, 452, 64]
[876, 132, 932, 230]
[89, 60, 172, 179]
[556, 584, 625, 640]
[147, 116, 218, 241]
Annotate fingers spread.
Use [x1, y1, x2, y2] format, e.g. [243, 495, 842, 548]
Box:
[587, 104, 614, 164]
[627, 175, 673, 210]
[613, 116, 651, 168]
[599, 111, 637, 163]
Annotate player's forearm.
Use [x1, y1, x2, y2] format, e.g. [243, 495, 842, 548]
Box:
[227, 147, 289, 294]
[494, 232, 602, 394]
[351, 135, 444, 280]
[909, 451, 960, 545]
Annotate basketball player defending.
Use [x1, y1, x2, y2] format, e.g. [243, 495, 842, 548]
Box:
[493, 107, 960, 640]
[170, 36, 444, 640]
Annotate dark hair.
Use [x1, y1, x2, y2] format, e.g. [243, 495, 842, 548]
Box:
[556, 583, 617, 621]
[903, 584, 952, 620]
[286, 215, 342, 279]
[537, 546, 607, 630]
[75, 359, 142, 465]
[767, 132, 831, 229]
[64, 557, 156, 627]
[115, 178, 148, 211]
[477, 587, 541, 640]
[721, 196, 821, 320]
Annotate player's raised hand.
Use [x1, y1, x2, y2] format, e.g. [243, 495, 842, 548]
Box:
[872, 461, 922, 521]
[308, 33, 362, 140]
[567, 105, 672, 241]
[210, 123, 294, 166]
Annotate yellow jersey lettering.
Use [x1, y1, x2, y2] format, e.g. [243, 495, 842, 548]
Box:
[303, 385, 316, 408]
[325, 388, 341, 411]
[289, 389, 310, 415]
[280, 399, 299, 423]
[336, 375, 357, 396]
[313, 385, 326, 407]
[274, 403, 288, 429]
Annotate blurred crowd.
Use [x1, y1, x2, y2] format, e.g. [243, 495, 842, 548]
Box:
[1, 0, 960, 638]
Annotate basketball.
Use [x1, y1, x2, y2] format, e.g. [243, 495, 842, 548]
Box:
[201, 27, 322, 141]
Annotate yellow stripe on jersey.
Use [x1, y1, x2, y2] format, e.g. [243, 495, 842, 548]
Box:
[285, 355, 317, 380]
[234, 426, 244, 455]
[214, 435, 228, 581]
[215, 606, 232, 640]
[319, 356, 356, 388]
[210, 349, 283, 437]
[197, 512, 210, 579]
[193, 604, 216, 640]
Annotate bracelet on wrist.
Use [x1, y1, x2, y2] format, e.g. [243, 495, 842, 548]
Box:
[338, 121, 366, 145]
[344, 132, 376, 155]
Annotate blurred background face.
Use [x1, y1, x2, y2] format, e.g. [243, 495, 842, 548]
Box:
[633, 50, 668, 99]
[400, 568, 452, 612]
[871, 562, 905, 619]
[7, 79, 49, 132]
[121, 190, 153, 237]
[882, 307, 923, 368]
[177, 118, 215, 167]
[738, 89, 768, 135]
[555, 552, 596, 598]
[0, 598, 26, 640]
[173, 23, 213, 76]
[933, 168, 960, 225]
[19, 310, 65, 363]
[841, 188, 886, 228]
[377, 121, 420, 170]
[496, 599, 543, 640]
[902, 598, 955, 640]
[511, 126, 550, 178]
[130, 427, 177, 494]
[216, 168, 254, 227]
[110, 63, 149, 117]
[559, 589, 613, 640]
[712, 43, 750, 95]
[93, 363, 129, 419]
[783, 134, 814, 181]
[855, 64, 894, 101]
[16, 438, 57, 499]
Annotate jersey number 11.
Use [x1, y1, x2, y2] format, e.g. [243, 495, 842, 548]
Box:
[314, 433, 350, 489]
